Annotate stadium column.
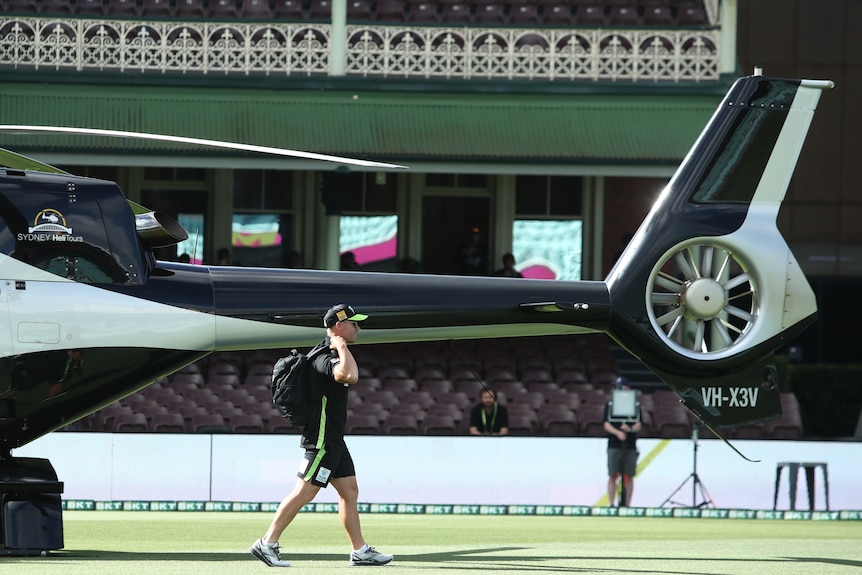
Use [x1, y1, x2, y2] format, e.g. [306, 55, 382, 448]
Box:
[330, 0, 347, 76]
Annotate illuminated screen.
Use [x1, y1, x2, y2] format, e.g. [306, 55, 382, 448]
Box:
[340, 215, 398, 268]
[512, 219, 582, 280]
[609, 389, 639, 422]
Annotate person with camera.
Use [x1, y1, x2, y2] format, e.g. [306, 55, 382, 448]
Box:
[603, 376, 642, 507]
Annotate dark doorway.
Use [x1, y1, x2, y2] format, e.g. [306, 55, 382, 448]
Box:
[421, 196, 491, 276]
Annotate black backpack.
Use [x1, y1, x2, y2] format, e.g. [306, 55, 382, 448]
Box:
[271, 346, 327, 426]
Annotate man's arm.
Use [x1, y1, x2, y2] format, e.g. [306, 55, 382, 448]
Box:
[603, 420, 626, 441]
[330, 335, 359, 384]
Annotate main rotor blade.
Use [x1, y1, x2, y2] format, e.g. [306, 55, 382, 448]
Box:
[0, 125, 408, 170]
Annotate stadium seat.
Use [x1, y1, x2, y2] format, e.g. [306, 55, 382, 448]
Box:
[492, 380, 526, 398]
[190, 413, 229, 433]
[96, 404, 134, 431]
[242, 0, 273, 18]
[150, 412, 187, 433]
[307, 0, 331, 19]
[377, 365, 410, 381]
[113, 412, 150, 432]
[449, 354, 482, 374]
[538, 405, 577, 436]
[486, 367, 517, 384]
[653, 406, 692, 438]
[426, 402, 464, 427]
[268, 418, 301, 434]
[507, 413, 535, 435]
[218, 387, 256, 406]
[589, 368, 621, 390]
[4, 0, 40, 13]
[766, 409, 804, 439]
[362, 390, 400, 410]
[415, 365, 447, 382]
[381, 378, 419, 395]
[576, 402, 606, 436]
[453, 379, 484, 398]
[474, 3, 506, 24]
[208, 0, 238, 18]
[346, 0, 374, 20]
[521, 367, 553, 385]
[208, 360, 241, 378]
[231, 413, 266, 433]
[608, 5, 640, 25]
[76, 0, 107, 14]
[346, 414, 380, 434]
[420, 414, 457, 435]
[383, 414, 419, 435]
[208, 373, 241, 388]
[351, 402, 390, 424]
[731, 422, 767, 439]
[407, 1, 438, 22]
[418, 378, 454, 396]
[439, 3, 472, 24]
[108, 0, 138, 12]
[510, 391, 545, 411]
[540, 2, 573, 25]
[642, 5, 674, 25]
[437, 391, 471, 411]
[400, 390, 436, 410]
[676, 5, 708, 26]
[41, 0, 73, 14]
[172, 372, 205, 388]
[545, 389, 581, 411]
[556, 370, 589, 389]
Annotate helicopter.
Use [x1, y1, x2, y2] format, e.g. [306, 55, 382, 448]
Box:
[0, 72, 833, 554]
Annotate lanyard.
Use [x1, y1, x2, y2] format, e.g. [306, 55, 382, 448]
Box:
[480, 403, 497, 430]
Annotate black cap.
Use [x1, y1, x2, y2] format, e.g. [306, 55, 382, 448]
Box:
[323, 304, 369, 328]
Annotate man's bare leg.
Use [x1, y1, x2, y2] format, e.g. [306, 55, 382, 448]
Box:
[264, 477, 320, 543]
[331, 475, 365, 550]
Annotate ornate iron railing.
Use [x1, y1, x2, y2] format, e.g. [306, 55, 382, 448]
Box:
[0, 16, 720, 82]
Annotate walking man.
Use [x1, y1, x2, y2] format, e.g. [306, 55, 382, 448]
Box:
[250, 304, 393, 567]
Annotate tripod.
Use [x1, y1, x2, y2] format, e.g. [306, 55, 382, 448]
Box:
[660, 423, 715, 508]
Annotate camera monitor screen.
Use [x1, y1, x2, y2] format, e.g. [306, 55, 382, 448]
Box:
[608, 389, 639, 422]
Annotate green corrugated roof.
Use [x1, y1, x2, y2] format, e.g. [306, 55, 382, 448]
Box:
[0, 82, 721, 164]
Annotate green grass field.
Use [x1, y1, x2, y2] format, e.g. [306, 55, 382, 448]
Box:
[4, 512, 862, 575]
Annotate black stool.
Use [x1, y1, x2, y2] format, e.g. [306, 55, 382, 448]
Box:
[773, 461, 829, 511]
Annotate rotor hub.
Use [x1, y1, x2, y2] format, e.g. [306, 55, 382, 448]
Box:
[682, 278, 726, 319]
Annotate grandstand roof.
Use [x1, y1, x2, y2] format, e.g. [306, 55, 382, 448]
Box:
[2, 80, 723, 167]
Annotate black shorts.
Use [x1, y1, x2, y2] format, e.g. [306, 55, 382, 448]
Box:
[607, 447, 638, 478]
[298, 441, 356, 487]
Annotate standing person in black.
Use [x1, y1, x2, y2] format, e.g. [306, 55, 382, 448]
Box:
[250, 304, 393, 568]
[468, 388, 509, 436]
[602, 377, 642, 507]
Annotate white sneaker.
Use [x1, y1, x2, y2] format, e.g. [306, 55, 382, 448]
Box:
[249, 538, 291, 567]
[349, 545, 393, 566]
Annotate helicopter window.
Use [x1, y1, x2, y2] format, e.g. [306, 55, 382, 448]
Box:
[26, 250, 127, 284]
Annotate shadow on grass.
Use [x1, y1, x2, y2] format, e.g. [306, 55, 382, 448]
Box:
[8, 548, 862, 573]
